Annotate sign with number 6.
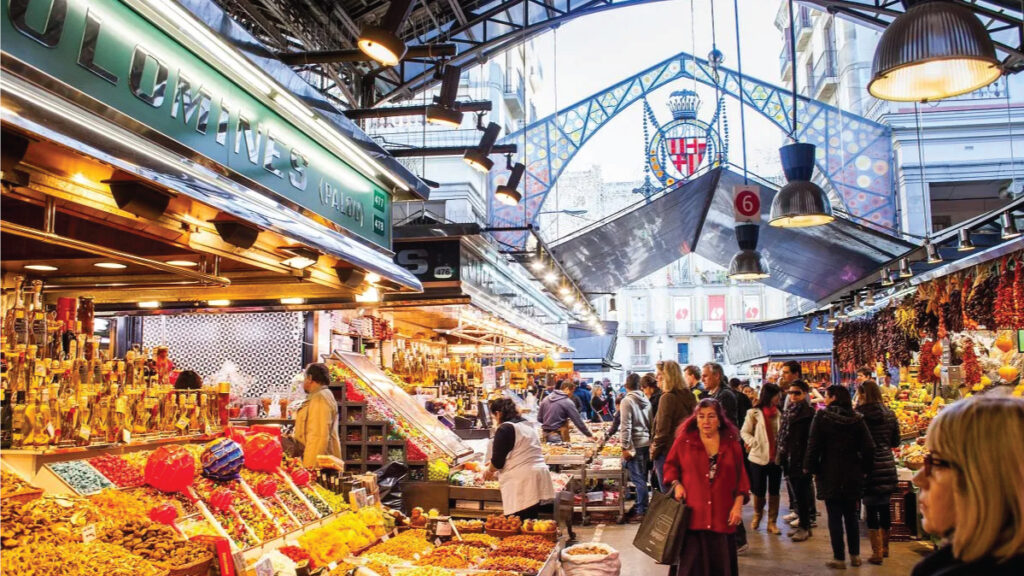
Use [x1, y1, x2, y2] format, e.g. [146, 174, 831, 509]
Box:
[733, 185, 761, 223]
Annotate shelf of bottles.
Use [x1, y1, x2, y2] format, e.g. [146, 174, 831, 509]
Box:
[1, 277, 224, 453]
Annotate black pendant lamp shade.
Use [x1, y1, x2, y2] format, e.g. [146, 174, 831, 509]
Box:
[426, 65, 464, 127]
[769, 142, 834, 228]
[868, 0, 1001, 102]
[495, 163, 525, 206]
[464, 122, 501, 173]
[358, 0, 415, 66]
[728, 222, 770, 280]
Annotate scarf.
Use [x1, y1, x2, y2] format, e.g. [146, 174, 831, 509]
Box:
[763, 406, 779, 461]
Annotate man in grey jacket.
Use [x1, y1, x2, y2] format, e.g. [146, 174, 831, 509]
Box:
[620, 375, 652, 520]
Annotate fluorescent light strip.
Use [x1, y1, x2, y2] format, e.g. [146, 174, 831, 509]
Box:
[134, 0, 410, 193]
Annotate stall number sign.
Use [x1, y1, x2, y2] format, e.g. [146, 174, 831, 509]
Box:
[733, 185, 761, 224]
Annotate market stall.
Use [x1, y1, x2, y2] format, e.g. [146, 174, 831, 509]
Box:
[725, 317, 834, 384]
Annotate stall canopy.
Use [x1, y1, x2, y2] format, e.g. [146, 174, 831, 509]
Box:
[725, 316, 833, 365]
[566, 322, 621, 372]
[550, 168, 914, 304]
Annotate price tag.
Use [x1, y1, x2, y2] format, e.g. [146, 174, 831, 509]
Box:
[434, 538, 442, 546]
[81, 524, 97, 543]
[46, 423, 55, 439]
[176, 417, 190, 431]
[122, 429, 132, 443]
[328, 561, 339, 571]
[381, 533, 390, 542]
[78, 425, 91, 441]
[733, 184, 762, 223]
[254, 557, 274, 576]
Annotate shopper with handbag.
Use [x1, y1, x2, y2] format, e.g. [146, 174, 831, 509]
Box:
[663, 398, 750, 576]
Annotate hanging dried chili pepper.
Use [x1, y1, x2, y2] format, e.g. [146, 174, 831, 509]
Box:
[995, 256, 1015, 328]
[961, 338, 981, 387]
[918, 339, 939, 384]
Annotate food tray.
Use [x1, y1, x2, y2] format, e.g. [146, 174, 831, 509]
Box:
[166, 554, 215, 576]
[484, 527, 522, 538]
[522, 528, 558, 542]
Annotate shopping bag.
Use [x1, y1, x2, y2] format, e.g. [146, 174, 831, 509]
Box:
[632, 490, 690, 564]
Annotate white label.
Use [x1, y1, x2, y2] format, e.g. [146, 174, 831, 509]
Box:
[81, 524, 97, 543]
[733, 184, 762, 223]
[46, 423, 55, 439]
[78, 425, 91, 441]
[122, 429, 132, 443]
[328, 561, 338, 571]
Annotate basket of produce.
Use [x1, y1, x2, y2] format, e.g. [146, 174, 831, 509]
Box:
[521, 519, 558, 542]
[453, 519, 484, 533]
[484, 514, 522, 538]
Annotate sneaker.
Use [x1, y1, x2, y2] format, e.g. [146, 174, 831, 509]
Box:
[783, 512, 798, 522]
[790, 518, 801, 528]
[790, 528, 811, 542]
[736, 543, 750, 555]
[826, 559, 847, 570]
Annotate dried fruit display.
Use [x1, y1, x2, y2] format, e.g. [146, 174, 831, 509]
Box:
[476, 556, 544, 573]
[279, 545, 315, 569]
[88, 488, 172, 522]
[415, 547, 474, 568]
[0, 541, 163, 576]
[99, 519, 211, 568]
[484, 514, 522, 531]
[565, 545, 613, 556]
[456, 533, 498, 547]
[913, 298, 939, 340]
[391, 567, 455, 576]
[492, 540, 552, 561]
[961, 339, 982, 387]
[0, 469, 38, 498]
[918, 339, 939, 384]
[364, 529, 434, 559]
[1, 495, 102, 549]
[965, 269, 999, 329]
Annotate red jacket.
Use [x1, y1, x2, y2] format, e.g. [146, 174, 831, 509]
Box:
[662, 428, 750, 534]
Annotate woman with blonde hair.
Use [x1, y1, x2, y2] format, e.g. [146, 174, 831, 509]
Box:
[650, 360, 697, 489]
[911, 394, 1024, 576]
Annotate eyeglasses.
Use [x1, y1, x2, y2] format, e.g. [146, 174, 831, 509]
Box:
[923, 453, 957, 478]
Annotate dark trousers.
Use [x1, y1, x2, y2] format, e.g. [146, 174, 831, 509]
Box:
[864, 502, 891, 529]
[790, 474, 815, 530]
[749, 463, 783, 499]
[825, 498, 861, 561]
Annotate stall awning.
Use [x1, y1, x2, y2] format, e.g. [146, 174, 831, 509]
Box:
[551, 168, 914, 303]
[567, 322, 621, 371]
[725, 316, 833, 365]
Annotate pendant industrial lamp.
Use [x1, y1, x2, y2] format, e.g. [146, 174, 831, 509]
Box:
[727, 222, 770, 280]
[868, 0, 1002, 102]
[925, 239, 943, 264]
[495, 161, 525, 206]
[769, 0, 833, 228]
[425, 65, 464, 127]
[1001, 211, 1021, 239]
[464, 121, 501, 172]
[357, 0, 415, 66]
[957, 228, 976, 251]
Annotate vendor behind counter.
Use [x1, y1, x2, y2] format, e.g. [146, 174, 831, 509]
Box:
[483, 398, 554, 517]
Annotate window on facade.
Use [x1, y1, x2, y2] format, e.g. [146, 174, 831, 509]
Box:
[633, 338, 647, 356]
[677, 342, 689, 365]
[712, 342, 725, 364]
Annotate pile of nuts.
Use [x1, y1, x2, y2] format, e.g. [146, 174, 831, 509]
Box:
[476, 556, 544, 573]
[493, 540, 552, 562]
[1, 495, 102, 549]
[484, 514, 522, 532]
[414, 547, 474, 569]
[100, 519, 211, 568]
[0, 469, 38, 498]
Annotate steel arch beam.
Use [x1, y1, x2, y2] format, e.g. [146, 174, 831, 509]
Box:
[489, 50, 895, 249]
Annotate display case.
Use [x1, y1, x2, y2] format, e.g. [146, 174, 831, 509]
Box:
[329, 351, 473, 471]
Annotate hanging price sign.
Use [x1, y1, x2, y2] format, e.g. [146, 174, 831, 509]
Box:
[733, 185, 762, 223]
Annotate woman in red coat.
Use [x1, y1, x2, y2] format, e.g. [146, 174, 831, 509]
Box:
[663, 398, 751, 576]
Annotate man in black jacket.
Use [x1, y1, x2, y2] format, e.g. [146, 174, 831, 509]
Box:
[777, 379, 817, 541]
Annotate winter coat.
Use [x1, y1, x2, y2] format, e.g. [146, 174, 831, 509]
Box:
[776, 401, 815, 476]
[856, 402, 900, 497]
[740, 407, 781, 466]
[650, 387, 697, 460]
[293, 384, 342, 469]
[803, 404, 875, 500]
[662, 427, 750, 534]
[734, 389, 753, 430]
[619, 390, 651, 451]
[707, 385, 740, 427]
[912, 546, 1024, 576]
[648, 390, 662, 426]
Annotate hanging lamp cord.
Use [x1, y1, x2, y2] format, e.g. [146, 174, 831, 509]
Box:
[788, 0, 798, 140]
[732, 0, 748, 184]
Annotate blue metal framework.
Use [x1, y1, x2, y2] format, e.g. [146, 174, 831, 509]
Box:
[490, 50, 895, 249]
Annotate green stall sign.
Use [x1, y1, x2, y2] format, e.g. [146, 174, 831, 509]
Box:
[2, 0, 391, 247]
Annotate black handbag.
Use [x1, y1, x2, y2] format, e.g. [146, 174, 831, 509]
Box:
[633, 490, 690, 565]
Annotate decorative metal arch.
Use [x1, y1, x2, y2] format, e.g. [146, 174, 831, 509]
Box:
[490, 50, 895, 249]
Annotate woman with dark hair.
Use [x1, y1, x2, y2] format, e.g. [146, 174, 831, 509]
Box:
[663, 398, 750, 576]
[484, 398, 554, 517]
[856, 379, 900, 565]
[293, 363, 341, 468]
[741, 382, 783, 534]
[174, 370, 203, 390]
[804, 385, 875, 569]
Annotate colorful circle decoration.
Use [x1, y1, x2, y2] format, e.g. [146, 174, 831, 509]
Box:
[243, 433, 283, 472]
[145, 445, 196, 493]
[201, 437, 245, 481]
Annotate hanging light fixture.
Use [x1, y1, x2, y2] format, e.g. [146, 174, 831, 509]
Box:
[463, 122, 501, 172]
[850, 293, 865, 315]
[868, 0, 1002, 102]
[864, 289, 876, 308]
[803, 315, 814, 332]
[826, 306, 839, 326]
[899, 257, 914, 278]
[925, 239, 943, 264]
[357, 0, 415, 66]
[425, 65, 464, 127]
[835, 301, 849, 319]
[529, 246, 545, 272]
[727, 222, 770, 280]
[957, 228, 976, 251]
[769, 143, 834, 227]
[1001, 211, 1021, 239]
[881, 267, 894, 286]
[495, 162, 524, 206]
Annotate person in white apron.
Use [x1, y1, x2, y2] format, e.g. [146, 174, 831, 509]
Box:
[483, 398, 555, 517]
